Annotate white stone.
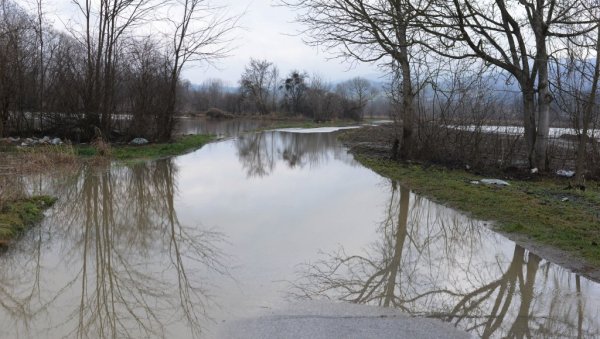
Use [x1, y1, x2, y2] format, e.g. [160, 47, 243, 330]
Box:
[130, 137, 149, 145]
[556, 170, 575, 178]
[480, 179, 510, 186]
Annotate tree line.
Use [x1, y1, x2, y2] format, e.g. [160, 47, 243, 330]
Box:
[0, 0, 236, 142]
[282, 0, 600, 177]
[180, 58, 384, 121]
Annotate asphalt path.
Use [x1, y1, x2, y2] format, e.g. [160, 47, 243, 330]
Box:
[216, 301, 471, 339]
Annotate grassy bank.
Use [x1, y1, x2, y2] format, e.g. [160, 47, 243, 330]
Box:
[355, 156, 600, 266]
[0, 134, 213, 245]
[76, 134, 214, 160]
[1, 134, 213, 165]
[0, 196, 57, 244]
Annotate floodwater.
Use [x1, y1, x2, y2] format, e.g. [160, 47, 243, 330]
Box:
[451, 124, 600, 139]
[1, 119, 599, 338]
[176, 117, 272, 137]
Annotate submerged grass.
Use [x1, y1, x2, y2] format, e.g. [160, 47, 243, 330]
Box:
[0, 195, 57, 244]
[1, 144, 80, 174]
[76, 134, 214, 160]
[356, 155, 600, 265]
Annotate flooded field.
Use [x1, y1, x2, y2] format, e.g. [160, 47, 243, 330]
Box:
[1, 119, 599, 338]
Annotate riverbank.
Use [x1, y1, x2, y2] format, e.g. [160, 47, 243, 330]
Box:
[0, 196, 56, 245]
[0, 134, 214, 163]
[0, 134, 214, 244]
[75, 134, 214, 160]
[339, 126, 600, 281]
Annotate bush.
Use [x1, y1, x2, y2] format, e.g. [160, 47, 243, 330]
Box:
[205, 108, 234, 119]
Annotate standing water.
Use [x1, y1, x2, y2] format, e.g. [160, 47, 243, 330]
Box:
[0, 119, 599, 338]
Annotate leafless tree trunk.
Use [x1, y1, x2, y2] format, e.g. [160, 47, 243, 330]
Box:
[157, 0, 238, 141]
[337, 77, 377, 120]
[425, 0, 596, 169]
[72, 0, 157, 138]
[577, 26, 600, 183]
[240, 58, 276, 115]
[552, 22, 600, 185]
[283, 70, 308, 115]
[34, 0, 45, 131]
[282, 0, 425, 159]
[271, 65, 280, 112]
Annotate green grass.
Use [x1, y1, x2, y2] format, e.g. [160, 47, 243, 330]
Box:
[355, 156, 600, 265]
[76, 134, 214, 160]
[0, 196, 57, 243]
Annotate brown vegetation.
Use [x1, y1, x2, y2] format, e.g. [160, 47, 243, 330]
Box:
[342, 124, 600, 180]
[205, 108, 235, 119]
[0, 145, 80, 176]
[0, 0, 237, 142]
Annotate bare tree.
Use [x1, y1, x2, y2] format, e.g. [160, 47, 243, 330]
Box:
[552, 22, 600, 185]
[239, 58, 276, 115]
[157, 0, 239, 141]
[282, 70, 308, 115]
[0, 0, 239, 141]
[125, 37, 171, 139]
[270, 64, 280, 111]
[0, 0, 38, 137]
[69, 0, 160, 138]
[424, 0, 597, 169]
[204, 78, 226, 109]
[305, 73, 332, 120]
[282, 0, 429, 159]
[336, 77, 378, 120]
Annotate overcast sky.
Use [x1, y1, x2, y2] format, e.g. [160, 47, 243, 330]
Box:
[189, 0, 384, 86]
[45, 0, 384, 86]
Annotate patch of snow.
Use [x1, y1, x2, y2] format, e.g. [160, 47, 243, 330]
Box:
[270, 126, 361, 134]
[448, 125, 600, 139]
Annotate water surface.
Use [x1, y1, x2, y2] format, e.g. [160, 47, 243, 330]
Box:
[1, 122, 598, 338]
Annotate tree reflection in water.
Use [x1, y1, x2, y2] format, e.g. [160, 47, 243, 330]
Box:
[235, 131, 355, 177]
[0, 159, 226, 338]
[292, 180, 600, 338]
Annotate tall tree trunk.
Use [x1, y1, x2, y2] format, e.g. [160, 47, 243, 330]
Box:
[522, 86, 537, 168]
[575, 26, 600, 185]
[158, 66, 178, 142]
[535, 47, 551, 170]
[533, 10, 551, 171]
[397, 25, 414, 160]
[37, 0, 45, 132]
[0, 111, 4, 138]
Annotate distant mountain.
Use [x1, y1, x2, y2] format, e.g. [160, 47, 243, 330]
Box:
[189, 83, 239, 93]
